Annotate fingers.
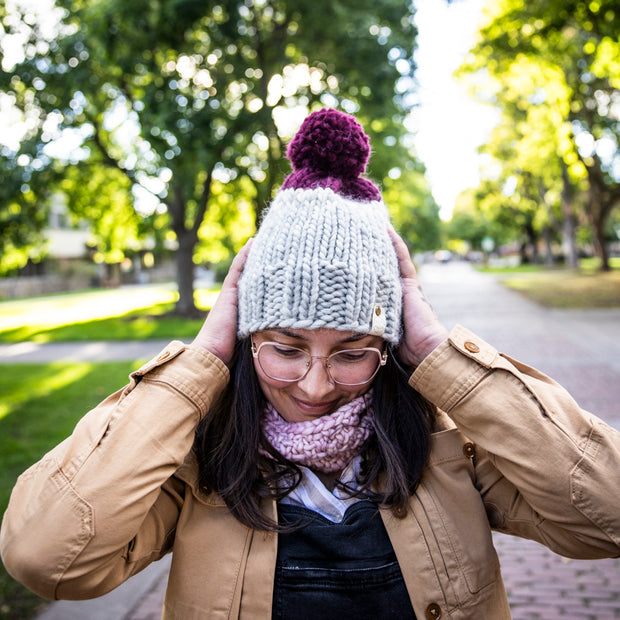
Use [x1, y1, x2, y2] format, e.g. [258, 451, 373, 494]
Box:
[388, 226, 417, 280]
[222, 237, 253, 288]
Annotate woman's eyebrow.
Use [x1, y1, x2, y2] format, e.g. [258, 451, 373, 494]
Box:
[341, 334, 368, 343]
[269, 328, 307, 340]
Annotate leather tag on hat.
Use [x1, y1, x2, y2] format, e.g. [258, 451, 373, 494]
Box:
[370, 305, 386, 336]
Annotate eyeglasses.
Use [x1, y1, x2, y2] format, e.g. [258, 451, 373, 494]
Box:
[251, 340, 388, 386]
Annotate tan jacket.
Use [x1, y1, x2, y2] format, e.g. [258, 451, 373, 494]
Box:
[2, 326, 619, 619]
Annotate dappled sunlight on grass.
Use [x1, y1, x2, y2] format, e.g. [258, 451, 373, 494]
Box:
[0, 302, 178, 342]
[579, 256, 620, 273]
[0, 284, 179, 331]
[0, 284, 222, 343]
[0, 362, 140, 497]
[478, 258, 620, 309]
[478, 256, 620, 276]
[0, 361, 142, 529]
[0, 364, 92, 421]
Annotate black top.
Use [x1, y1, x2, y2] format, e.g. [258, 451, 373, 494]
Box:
[273, 500, 417, 619]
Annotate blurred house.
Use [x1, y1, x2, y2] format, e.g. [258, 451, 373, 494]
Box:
[45, 199, 91, 263]
[0, 199, 174, 299]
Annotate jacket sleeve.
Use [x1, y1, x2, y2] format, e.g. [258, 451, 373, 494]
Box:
[410, 325, 620, 560]
[0, 341, 229, 600]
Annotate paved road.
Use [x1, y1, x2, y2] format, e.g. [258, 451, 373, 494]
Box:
[14, 261, 620, 619]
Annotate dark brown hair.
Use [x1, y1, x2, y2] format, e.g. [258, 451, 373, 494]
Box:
[194, 337, 435, 531]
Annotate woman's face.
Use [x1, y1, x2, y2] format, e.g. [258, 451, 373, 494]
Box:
[251, 327, 384, 423]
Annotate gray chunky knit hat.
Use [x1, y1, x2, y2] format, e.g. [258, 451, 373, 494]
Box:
[237, 108, 402, 343]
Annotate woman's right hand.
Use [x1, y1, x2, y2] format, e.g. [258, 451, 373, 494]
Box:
[192, 238, 253, 367]
[388, 227, 448, 367]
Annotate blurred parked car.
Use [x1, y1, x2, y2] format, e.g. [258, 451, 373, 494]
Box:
[434, 250, 453, 263]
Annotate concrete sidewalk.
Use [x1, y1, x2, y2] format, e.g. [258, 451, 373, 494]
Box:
[0, 339, 172, 364]
[6, 261, 618, 619]
[34, 557, 172, 620]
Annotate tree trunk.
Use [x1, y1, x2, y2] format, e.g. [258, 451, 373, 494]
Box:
[542, 227, 554, 265]
[174, 230, 199, 316]
[586, 196, 611, 272]
[167, 178, 213, 318]
[583, 154, 617, 272]
[562, 215, 579, 269]
[525, 224, 540, 264]
[560, 166, 579, 269]
[592, 216, 610, 272]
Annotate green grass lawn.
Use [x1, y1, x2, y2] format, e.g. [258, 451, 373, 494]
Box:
[478, 258, 620, 308]
[0, 301, 205, 343]
[0, 361, 143, 619]
[499, 270, 620, 308]
[0, 285, 219, 343]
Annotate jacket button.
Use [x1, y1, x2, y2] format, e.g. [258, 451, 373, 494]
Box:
[425, 602, 442, 619]
[464, 340, 480, 353]
[463, 442, 475, 459]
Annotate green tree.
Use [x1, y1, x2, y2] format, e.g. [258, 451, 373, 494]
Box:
[382, 159, 442, 252]
[473, 58, 581, 265]
[60, 166, 141, 264]
[0, 145, 49, 275]
[458, 0, 620, 269]
[1, 0, 426, 312]
[446, 188, 507, 254]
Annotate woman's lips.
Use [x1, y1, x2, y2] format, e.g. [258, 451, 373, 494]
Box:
[292, 397, 337, 416]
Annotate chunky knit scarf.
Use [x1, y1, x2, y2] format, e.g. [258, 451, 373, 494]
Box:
[260, 392, 374, 473]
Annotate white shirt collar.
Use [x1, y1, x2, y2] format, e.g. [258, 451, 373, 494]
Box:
[279, 456, 365, 523]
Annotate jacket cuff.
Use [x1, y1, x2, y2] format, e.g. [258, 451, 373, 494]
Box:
[409, 326, 497, 411]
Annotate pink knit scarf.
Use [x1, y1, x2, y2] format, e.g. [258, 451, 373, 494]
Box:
[260, 392, 374, 473]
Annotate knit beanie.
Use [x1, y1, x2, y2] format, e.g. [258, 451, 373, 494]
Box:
[237, 108, 402, 343]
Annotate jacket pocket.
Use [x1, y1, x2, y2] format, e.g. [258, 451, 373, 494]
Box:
[414, 428, 501, 606]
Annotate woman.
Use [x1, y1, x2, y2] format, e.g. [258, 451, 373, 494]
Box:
[1, 109, 619, 619]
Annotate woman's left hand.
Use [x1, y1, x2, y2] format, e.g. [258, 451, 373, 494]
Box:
[388, 227, 449, 367]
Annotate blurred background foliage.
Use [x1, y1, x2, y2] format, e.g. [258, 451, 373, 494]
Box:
[456, 0, 620, 269]
[0, 0, 440, 314]
[0, 0, 618, 315]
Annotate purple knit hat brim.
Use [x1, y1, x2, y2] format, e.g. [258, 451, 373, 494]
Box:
[281, 169, 381, 202]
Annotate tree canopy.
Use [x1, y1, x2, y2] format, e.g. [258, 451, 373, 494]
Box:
[1, 0, 441, 311]
[457, 0, 619, 268]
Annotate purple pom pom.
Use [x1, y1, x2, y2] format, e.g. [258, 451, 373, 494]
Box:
[287, 108, 370, 177]
[281, 108, 381, 202]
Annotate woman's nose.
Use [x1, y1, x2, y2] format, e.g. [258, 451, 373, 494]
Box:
[296, 358, 334, 396]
